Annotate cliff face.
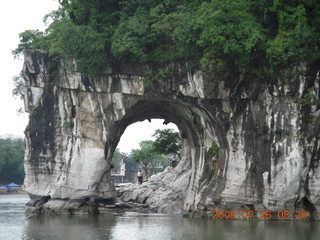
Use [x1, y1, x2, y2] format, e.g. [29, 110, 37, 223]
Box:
[21, 50, 320, 219]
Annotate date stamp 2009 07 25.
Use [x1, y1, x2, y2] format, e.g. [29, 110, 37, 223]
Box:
[211, 210, 309, 220]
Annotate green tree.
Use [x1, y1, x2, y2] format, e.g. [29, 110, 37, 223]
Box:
[111, 148, 122, 172]
[123, 153, 139, 173]
[194, 0, 266, 73]
[132, 140, 165, 180]
[12, 75, 25, 99]
[0, 138, 25, 184]
[150, 153, 170, 173]
[111, 6, 155, 62]
[39, 18, 109, 75]
[132, 140, 171, 179]
[12, 0, 320, 81]
[265, 0, 318, 69]
[132, 140, 155, 180]
[12, 30, 44, 59]
[152, 128, 181, 159]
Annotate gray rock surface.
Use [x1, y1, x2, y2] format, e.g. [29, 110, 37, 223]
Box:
[117, 167, 186, 214]
[21, 50, 320, 219]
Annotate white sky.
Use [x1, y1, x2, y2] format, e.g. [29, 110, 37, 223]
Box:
[0, 0, 178, 153]
[0, 0, 59, 136]
[117, 119, 178, 153]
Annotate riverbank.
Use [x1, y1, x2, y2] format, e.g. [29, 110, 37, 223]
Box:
[2, 194, 320, 240]
[0, 188, 26, 195]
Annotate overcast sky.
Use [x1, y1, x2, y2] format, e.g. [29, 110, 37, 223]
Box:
[0, 0, 59, 137]
[0, 0, 178, 153]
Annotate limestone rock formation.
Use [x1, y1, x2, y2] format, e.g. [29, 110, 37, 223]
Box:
[21, 50, 320, 219]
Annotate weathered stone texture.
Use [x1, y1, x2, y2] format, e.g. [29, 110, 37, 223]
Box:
[21, 50, 320, 219]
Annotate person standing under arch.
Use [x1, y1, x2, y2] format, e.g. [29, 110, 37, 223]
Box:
[137, 169, 143, 184]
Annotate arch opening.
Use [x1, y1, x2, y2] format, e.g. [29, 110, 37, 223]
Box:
[110, 119, 179, 183]
[99, 98, 228, 212]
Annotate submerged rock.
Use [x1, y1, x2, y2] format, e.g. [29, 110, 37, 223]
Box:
[21, 50, 320, 219]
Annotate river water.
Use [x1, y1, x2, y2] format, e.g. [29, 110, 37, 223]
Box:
[0, 195, 319, 240]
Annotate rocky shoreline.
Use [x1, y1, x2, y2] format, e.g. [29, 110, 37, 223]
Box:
[24, 165, 319, 221]
[25, 166, 188, 217]
[116, 167, 185, 215]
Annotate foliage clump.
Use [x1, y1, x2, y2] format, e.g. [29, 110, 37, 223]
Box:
[13, 0, 320, 79]
[130, 128, 180, 179]
[297, 87, 320, 106]
[152, 128, 181, 157]
[132, 140, 169, 180]
[207, 141, 219, 159]
[0, 138, 25, 184]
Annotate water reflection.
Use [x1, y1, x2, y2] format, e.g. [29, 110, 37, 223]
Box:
[24, 215, 117, 240]
[23, 213, 320, 240]
[1, 195, 320, 240]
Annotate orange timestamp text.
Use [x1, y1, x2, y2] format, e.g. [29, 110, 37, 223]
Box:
[211, 210, 309, 220]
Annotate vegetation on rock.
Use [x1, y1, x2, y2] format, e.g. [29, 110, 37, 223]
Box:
[12, 0, 320, 79]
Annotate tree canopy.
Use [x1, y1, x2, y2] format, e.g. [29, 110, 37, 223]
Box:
[132, 140, 156, 180]
[131, 140, 169, 179]
[13, 0, 320, 79]
[0, 138, 25, 184]
[152, 128, 181, 158]
[111, 148, 122, 172]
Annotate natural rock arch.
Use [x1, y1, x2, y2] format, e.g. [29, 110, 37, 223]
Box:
[105, 97, 228, 210]
[22, 50, 320, 219]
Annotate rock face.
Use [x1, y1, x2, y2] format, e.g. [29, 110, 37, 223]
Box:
[21, 50, 320, 219]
